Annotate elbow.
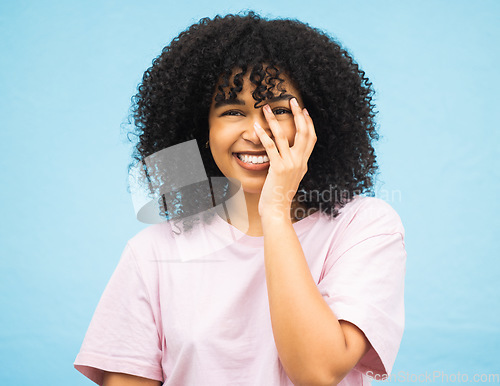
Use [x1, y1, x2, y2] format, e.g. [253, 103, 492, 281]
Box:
[324, 370, 350, 386]
[295, 375, 343, 386]
[289, 367, 345, 386]
[291, 376, 339, 386]
[326, 374, 345, 386]
[284, 345, 354, 385]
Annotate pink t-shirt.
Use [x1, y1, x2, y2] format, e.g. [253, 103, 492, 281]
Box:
[74, 195, 406, 385]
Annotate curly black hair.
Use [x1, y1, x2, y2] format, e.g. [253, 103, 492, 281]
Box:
[127, 11, 378, 225]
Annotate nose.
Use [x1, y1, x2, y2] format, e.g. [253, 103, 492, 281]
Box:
[241, 110, 273, 144]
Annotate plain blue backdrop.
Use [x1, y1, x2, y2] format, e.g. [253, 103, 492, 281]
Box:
[1, 1, 499, 385]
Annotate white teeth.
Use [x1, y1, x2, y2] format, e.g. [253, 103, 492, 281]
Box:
[237, 154, 269, 164]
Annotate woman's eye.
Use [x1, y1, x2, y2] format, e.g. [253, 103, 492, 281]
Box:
[273, 108, 291, 115]
[221, 110, 243, 117]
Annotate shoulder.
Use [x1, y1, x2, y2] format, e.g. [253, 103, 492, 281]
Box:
[333, 195, 404, 237]
[312, 196, 405, 259]
[122, 221, 182, 266]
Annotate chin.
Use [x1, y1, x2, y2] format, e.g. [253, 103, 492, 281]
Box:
[242, 188, 263, 195]
[240, 182, 264, 195]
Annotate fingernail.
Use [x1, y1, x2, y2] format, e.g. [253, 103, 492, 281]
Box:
[264, 104, 272, 113]
[303, 108, 309, 116]
[254, 122, 262, 130]
[291, 98, 299, 107]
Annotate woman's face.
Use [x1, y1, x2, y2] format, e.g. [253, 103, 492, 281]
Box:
[208, 72, 305, 194]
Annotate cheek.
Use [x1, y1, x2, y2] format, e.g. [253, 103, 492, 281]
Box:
[208, 130, 231, 167]
[208, 126, 221, 150]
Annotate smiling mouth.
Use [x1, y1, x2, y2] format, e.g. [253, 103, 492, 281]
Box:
[234, 153, 270, 164]
[233, 153, 270, 171]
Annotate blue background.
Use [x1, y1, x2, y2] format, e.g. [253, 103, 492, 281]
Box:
[1, 1, 498, 384]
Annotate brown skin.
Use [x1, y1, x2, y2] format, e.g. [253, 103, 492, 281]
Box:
[102, 372, 161, 386]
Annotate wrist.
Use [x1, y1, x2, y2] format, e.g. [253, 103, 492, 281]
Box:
[261, 208, 293, 225]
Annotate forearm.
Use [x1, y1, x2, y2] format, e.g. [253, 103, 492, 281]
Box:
[103, 372, 162, 386]
[262, 215, 347, 386]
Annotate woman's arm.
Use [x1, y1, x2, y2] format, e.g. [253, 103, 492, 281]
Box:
[103, 371, 162, 386]
[262, 216, 370, 386]
[255, 100, 370, 385]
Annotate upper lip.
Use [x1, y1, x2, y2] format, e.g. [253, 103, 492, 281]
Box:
[233, 151, 267, 155]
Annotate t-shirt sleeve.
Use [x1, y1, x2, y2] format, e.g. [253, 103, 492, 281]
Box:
[74, 242, 163, 385]
[317, 199, 406, 378]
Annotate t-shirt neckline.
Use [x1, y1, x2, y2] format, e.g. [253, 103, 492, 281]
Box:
[211, 210, 322, 248]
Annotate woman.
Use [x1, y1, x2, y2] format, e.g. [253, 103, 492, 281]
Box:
[74, 11, 406, 386]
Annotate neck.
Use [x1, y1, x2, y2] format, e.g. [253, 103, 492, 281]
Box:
[216, 183, 311, 237]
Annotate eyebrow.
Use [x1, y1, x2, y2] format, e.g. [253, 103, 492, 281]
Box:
[214, 94, 295, 108]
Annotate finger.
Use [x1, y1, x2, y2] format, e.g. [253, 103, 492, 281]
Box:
[253, 121, 281, 165]
[290, 98, 310, 155]
[262, 104, 292, 161]
[302, 108, 317, 159]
